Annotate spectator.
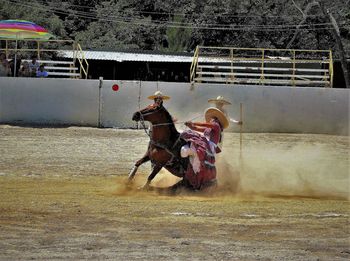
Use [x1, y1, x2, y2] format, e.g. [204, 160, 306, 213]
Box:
[0, 53, 11, 76]
[9, 54, 22, 77]
[29, 55, 40, 76]
[36, 65, 48, 78]
[18, 61, 31, 77]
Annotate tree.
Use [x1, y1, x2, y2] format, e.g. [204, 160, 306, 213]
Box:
[288, 0, 349, 88]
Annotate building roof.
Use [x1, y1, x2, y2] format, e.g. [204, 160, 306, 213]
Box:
[59, 50, 193, 63]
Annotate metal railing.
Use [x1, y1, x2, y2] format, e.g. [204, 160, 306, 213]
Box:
[0, 39, 89, 79]
[190, 45, 199, 83]
[72, 42, 89, 79]
[190, 46, 333, 87]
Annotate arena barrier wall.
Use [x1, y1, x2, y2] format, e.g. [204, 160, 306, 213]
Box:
[0, 78, 349, 135]
[0, 78, 99, 126]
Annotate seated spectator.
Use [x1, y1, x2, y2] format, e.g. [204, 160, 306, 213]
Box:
[29, 55, 40, 76]
[36, 65, 48, 78]
[9, 54, 22, 77]
[0, 53, 12, 77]
[19, 61, 31, 77]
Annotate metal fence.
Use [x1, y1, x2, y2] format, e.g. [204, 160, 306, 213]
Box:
[190, 46, 333, 88]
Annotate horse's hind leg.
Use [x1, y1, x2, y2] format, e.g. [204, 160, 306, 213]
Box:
[127, 154, 150, 182]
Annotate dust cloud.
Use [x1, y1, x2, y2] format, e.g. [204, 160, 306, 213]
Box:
[217, 137, 349, 200]
[112, 132, 349, 200]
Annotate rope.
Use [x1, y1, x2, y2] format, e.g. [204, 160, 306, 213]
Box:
[139, 113, 151, 138]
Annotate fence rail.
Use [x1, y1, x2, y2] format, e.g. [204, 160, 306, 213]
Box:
[190, 46, 333, 88]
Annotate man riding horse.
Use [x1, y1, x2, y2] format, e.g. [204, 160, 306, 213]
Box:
[129, 91, 234, 191]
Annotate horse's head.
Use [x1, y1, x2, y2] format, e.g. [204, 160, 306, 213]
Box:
[132, 103, 164, 124]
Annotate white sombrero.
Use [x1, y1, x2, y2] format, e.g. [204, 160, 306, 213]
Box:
[208, 95, 231, 105]
[147, 91, 170, 100]
[205, 107, 229, 129]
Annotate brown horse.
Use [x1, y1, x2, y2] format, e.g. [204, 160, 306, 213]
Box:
[129, 103, 189, 189]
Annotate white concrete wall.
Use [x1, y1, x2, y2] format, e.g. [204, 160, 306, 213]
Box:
[101, 81, 349, 135]
[0, 78, 349, 135]
[0, 78, 99, 126]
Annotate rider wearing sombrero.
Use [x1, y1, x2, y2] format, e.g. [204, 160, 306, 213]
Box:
[148, 90, 177, 123]
[148, 90, 170, 106]
[180, 106, 230, 190]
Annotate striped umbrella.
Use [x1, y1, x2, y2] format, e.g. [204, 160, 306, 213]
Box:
[0, 19, 54, 40]
[0, 20, 54, 76]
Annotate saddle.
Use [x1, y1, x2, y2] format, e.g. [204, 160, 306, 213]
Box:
[150, 135, 189, 178]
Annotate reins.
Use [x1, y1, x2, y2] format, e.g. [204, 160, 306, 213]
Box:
[139, 112, 151, 138]
[137, 105, 178, 165]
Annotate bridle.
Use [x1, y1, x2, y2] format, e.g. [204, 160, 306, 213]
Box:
[137, 105, 180, 165]
[137, 104, 166, 137]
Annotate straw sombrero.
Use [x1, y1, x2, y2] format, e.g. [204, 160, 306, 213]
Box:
[205, 107, 229, 129]
[147, 91, 170, 100]
[208, 95, 231, 105]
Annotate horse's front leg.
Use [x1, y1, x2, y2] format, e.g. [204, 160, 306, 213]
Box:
[127, 154, 150, 183]
[142, 164, 163, 190]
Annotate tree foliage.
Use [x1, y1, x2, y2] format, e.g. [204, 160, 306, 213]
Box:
[0, 0, 349, 54]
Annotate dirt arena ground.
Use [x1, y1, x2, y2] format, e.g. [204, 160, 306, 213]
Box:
[0, 125, 349, 260]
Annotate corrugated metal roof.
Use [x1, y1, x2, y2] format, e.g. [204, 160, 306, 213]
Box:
[59, 50, 193, 63]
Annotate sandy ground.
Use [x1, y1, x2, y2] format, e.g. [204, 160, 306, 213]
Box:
[0, 125, 349, 260]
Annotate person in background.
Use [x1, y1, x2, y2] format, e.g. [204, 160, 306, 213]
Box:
[0, 52, 11, 76]
[36, 65, 48, 78]
[208, 95, 231, 116]
[19, 61, 31, 77]
[29, 55, 40, 77]
[208, 95, 242, 150]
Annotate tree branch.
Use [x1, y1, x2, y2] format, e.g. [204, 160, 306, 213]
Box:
[286, 0, 318, 48]
[291, 0, 305, 17]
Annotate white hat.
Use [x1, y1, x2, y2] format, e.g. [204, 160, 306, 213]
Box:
[147, 91, 170, 100]
[208, 95, 231, 105]
[205, 107, 229, 129]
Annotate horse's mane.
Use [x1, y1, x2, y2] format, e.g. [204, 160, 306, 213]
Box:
[161, 105, 179, 140]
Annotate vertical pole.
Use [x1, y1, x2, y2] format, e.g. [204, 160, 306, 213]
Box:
[5, 40, 8, 59]
[292, 50, 296, 86]
[137, 80, 142, 129]
[260, 49, 265, 85]
[98, 77, 103, 128]
[239, 103, 243, 160]
[14, 38, 17, 77]
[37, 41, 40, 59]
[230, 48, 234, 83]
[329, 50, 334, 88]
